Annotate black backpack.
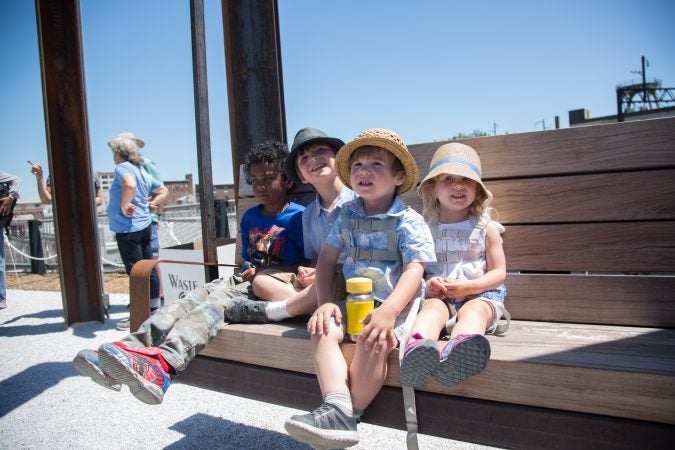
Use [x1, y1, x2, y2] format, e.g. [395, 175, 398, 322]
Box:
[0, 182, 16, 232]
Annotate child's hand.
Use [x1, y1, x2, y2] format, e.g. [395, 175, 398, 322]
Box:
[240, 263, 256, 282]
[441, 278, 473, 299]
[296, 266, 316, 288]
[358, 304, 397, 354]
[308, 302, 341, 336]
[426, 276, 447, 298]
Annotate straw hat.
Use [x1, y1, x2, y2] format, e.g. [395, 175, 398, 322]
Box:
[283, 128, 344, 185]
[418, 142, 487, 195]
[336, 128, 419, 194]
[107, 131, 145, 150]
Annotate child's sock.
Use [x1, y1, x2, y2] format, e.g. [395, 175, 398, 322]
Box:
[264, 300, 292, 321]
[324, 392, 353, 417]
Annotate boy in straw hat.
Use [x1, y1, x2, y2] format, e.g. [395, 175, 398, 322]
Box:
[284, 128, 435, 449]
[398, 142, 507, 389]
[225, 127, 356, 322]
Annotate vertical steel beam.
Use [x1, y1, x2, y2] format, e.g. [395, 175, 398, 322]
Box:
[190, 0, 219, 282]
[221, 0, 286, 191]
[36, 0, 105, 325]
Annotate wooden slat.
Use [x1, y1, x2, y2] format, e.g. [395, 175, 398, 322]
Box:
[198, 320, 675, 424]
[490, 169, 675, 224]
[504, 222, 675, 272]
[408, 117, 675, 180]
[505, 273, 675, 327]
[401, 169, 675, 223]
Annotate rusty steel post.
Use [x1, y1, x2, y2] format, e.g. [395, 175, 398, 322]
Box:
[36, 0, 105, 325]
[190, 0, 219, 282]
[221, 0, 286, 192]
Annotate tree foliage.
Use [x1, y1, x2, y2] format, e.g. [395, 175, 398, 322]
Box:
[451, 129, 491, 139]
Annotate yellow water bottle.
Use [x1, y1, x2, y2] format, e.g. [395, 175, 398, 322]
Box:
[345, 277, 374, 342]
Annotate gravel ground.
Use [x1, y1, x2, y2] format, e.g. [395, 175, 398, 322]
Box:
[5, 271, 130, 294]
[0, 289, 500, 449]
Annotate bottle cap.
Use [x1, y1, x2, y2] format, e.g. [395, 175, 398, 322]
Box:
[346, 277, 372, 294]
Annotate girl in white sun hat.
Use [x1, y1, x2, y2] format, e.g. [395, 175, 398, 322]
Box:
[399, 142, 508, 389]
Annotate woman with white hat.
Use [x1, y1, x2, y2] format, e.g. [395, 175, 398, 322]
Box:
[107, 132, 168, 330]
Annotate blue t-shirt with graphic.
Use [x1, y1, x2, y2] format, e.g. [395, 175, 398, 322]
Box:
[239, 202, 306, 267]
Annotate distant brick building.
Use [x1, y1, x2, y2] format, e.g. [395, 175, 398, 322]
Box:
[165, 174, 194, 205]
[97, 171, 195, 208]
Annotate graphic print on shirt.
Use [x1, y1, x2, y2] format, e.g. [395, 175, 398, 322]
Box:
[248, 224, 285, 266]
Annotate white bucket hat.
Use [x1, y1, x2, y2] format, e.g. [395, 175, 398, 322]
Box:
[418, 142, 488, 196]
[107, 131, 145, 150]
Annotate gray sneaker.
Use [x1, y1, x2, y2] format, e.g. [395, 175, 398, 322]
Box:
[223, 297, 269, 323]
[399, 336, 440, 388]
[434, 334, 490, 387]
[72, 349, 122, 391]
[284, 402, 359, 449]
[0, 298, 6, 309]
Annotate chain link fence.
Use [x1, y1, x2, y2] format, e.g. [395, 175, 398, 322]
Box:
[3, 202, 237, 274]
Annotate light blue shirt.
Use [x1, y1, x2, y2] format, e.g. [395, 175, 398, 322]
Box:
[302, 185, 357, 261]
[325, 196, 436, 303]
[108, 162, 161, 233]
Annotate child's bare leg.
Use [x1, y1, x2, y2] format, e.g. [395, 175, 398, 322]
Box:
[284, 322, 359, 448]
[435, 298, 494, 387]
[399, 299, 448, 387]
[349, 339, 396, 411]
[285, 284, 318, 316]
[410, 298, 449, 339]
[313, 322, 349, 395]
[450, 299, 493, 337]
[252, 274, 297, 301]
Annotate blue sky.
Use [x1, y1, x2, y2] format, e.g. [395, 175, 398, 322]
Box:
[2, 0, 674, 202]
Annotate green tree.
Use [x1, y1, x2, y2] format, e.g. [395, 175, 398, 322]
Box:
[451, 129, 490, 139]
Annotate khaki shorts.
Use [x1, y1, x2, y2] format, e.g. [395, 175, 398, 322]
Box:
[256, 268, 302, 289]
[257, 265, 347, 298]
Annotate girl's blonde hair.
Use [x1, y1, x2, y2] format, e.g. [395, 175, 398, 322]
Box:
[418, 175, 495, 222]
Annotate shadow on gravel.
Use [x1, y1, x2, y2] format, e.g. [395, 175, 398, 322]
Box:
[0, 361, 74, 418]
[167, 412, 311, 449]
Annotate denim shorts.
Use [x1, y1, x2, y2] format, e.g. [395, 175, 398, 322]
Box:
[446, 284, 507, 335]
[150, 221, 160, 258]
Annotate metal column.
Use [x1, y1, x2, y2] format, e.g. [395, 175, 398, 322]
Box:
[35, 0, 105, 325]
[190, 0, 219, 282]
[221, 0, 286, 191]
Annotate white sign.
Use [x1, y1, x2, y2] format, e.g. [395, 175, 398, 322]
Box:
[158, 247, 206, 303]
[158, 242, 239, 303]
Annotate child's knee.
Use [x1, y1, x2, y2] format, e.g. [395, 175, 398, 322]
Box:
[311, 320, 344, 345]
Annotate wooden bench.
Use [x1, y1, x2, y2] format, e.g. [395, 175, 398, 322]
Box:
[130, 117, 675, 449]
